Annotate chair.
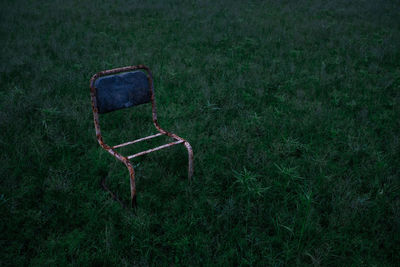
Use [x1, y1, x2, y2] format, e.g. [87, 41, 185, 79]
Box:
[89, 65, 193, 208]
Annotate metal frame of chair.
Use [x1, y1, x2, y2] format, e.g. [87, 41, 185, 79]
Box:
[90, 65, 193, 208]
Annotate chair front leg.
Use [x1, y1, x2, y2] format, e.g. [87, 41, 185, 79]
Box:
[184, 142, 194, 180]
[125, 162, 137, 208]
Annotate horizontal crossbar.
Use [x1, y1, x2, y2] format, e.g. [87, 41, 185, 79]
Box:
[127, 140, 184, 159]
[113, 133, 163, 149]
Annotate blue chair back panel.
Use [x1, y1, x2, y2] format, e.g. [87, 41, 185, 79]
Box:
[95, 71, 151, 114]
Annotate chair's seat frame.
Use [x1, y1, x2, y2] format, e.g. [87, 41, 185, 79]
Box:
[90, 65, 193, 208]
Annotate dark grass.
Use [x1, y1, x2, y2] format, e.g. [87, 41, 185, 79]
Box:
[1, 0, 400, 265]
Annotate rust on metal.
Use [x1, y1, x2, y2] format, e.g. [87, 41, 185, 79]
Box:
[127, 140, 185, 159]
[112, 132, 163, 149]
[90, 65, 194, 208]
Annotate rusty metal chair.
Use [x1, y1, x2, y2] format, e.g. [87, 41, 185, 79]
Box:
[90, 65, 193, 208]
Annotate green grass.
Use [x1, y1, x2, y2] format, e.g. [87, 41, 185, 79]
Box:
[1, 0, 399, 265]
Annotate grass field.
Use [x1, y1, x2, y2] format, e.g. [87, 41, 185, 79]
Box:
[1, 0, 399, 265]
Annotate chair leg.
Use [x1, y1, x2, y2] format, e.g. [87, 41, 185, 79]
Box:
[184, 142, 194, 180]
[126, 163, 137, 208]
[100, 175, 127, 209]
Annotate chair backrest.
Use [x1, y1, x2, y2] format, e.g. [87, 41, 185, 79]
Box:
[94, 70, 151, 114]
